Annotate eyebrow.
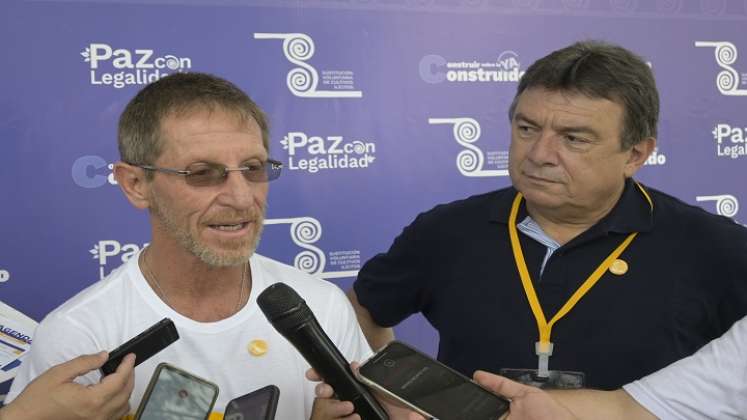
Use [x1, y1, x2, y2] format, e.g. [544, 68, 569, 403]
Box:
[513, 112, 602, 139]
[186, 155, 268, 165]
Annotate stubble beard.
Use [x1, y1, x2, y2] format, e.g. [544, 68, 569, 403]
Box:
[150, 194, 265, 268]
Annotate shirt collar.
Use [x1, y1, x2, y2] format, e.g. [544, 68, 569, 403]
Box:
[490, 178, 654, 234]
[602, 178, 654, 234]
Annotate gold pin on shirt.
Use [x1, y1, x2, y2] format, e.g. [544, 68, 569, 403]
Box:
[609, 259, 629, 275]
[248, 339, 268, 356]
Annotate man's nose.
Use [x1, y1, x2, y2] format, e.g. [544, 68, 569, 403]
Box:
[217, 171, 258, 208]
[526, 131, 559, 165]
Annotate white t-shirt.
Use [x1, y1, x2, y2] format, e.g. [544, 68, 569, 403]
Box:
[6, 251, 372, 420]
[623, 316, 747, 420]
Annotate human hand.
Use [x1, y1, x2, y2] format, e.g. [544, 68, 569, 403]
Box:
[473, 370, 579, 420]
[306, 364, 424, 420]
[309, 395, 359, 420]
[2, 352, 136, 420]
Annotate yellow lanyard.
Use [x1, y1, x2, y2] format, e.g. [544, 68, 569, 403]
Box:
[508, 182, 653, 376]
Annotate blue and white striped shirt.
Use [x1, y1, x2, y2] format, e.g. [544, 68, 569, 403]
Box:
[517, 216, 560, 276]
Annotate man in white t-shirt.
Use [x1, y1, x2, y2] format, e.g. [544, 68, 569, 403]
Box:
[5, 72, 371, 420]
[471, 315, 747, 420]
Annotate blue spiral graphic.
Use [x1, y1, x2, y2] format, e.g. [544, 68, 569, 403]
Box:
[454, 120, 481, 144]
[718, 197, 739, 218]
[285, 35, 315, 61]
[287, 68, 314, 96]
[457, 149, 480, 173]
[700, 0, 726, 15]
[292, 219, 322, 244]
[715, 43, 737, 65]
[294, 250, 321, 274]
[610, 0, 637, 12]
[562, 0, 591, 10]
[655, 0, 681, 13]
[717, 70, 738, 92]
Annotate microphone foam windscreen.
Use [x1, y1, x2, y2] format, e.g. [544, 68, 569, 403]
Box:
[257, 282, 306, 321]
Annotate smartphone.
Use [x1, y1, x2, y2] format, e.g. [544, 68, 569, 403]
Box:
[100, 318, 179, 375]
[357, 341, 510, 420]
[223, 385, 280, 420]
[135, 362, 219, 420]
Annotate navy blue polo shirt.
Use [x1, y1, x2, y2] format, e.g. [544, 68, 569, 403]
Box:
[354, 179, 747, 389]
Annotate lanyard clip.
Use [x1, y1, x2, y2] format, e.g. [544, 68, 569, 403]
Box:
[535, 341, 554, 378]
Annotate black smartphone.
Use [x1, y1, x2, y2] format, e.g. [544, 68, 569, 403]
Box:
[223, 385, 280, 420]
[134, 362, 219, 420]
[357, 341, 510, 420]
[100, 318, 179, 375]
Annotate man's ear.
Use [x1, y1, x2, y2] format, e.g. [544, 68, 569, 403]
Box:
[624, 137, 656, 178]
[113, 162, 151, 209]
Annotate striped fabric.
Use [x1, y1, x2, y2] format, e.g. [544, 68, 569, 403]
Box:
[517, 216, 560, 277]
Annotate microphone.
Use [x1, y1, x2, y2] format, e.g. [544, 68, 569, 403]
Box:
[258, 282, 389, 420]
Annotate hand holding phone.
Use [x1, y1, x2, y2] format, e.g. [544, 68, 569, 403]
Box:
[134, 362, 219, 420]
[100, 318, 179, 376]
[224, 385, 279, 420]
[356, 341, 509, 420]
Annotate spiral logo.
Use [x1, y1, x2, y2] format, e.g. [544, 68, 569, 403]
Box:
[287, 68, 314, 95]
[700, 0, 726, 14]
[352, 141, 367, 155]
[715, 43, 738, 65]
[164, 55, 181, 70]
[656, 0, 682, 12]
[429, 117, 508, 177]
[697, 195, 740, 218]
[717, 70, 738, 92]
[292, 219, 322, 244]
[457, 149, 481, 173]
[285, 35, 315, 62]
[610, 0, 638, 12]
[454, 120, 481, 144]
[255, 32, 362, 99]
[695, 41, 747, 96]
[717, 196, 739, 218]
[294, 250, 322, 274]
[512, 0, 540, 9]
[562, 0, 591, 10]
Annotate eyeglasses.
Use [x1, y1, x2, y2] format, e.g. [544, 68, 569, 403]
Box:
[131, 159, 283, 187]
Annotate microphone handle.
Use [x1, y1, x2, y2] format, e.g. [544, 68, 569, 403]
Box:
[285, 323, 389, 420]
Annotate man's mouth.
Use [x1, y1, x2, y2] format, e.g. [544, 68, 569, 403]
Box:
[209, 222, 250, 231]
[526, 174, 557, 183]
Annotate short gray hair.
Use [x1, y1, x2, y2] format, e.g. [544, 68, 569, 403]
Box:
[118, 72, 270, 174]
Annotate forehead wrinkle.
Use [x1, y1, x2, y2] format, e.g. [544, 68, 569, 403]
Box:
[158, 118, 265, 166]
[157, 105, 248, 141]
[517, 89, 615, 139]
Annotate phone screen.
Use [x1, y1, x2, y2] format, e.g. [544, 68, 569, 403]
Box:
[136, 363, 219, 420]
[359, 341, 509, 420]
[224, 385, 279, 420]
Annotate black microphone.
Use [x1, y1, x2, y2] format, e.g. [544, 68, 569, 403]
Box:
[258, 282, 389, 420]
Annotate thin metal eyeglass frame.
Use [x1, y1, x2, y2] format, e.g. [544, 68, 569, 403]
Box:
[130, 159, 283, 185]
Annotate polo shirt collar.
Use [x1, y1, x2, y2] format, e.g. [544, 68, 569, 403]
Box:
[489, 178, 654, 235]
[603, 178, 654, 234]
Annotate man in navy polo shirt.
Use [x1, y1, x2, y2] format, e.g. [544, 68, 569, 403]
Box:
[348, 40, 747, 390]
